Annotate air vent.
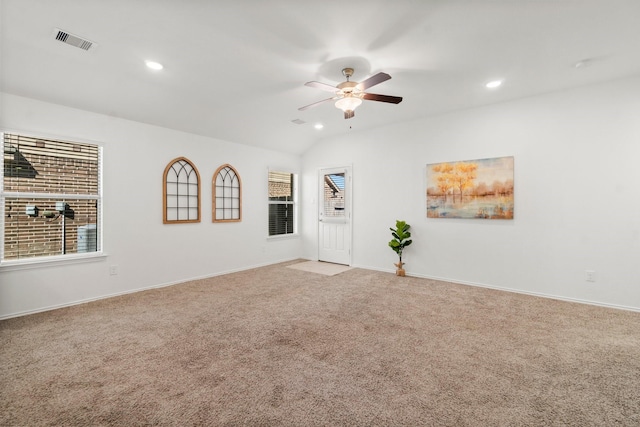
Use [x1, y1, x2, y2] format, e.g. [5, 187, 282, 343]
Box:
[291, 119, 306, 125]
[54, 28, 96, 51]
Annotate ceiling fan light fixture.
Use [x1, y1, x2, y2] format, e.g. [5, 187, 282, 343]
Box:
[300, 67, 400, 119]
[335, 96, 362, 119]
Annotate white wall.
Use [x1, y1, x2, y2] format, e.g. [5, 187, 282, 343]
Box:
[0, 93, 302, 319]
[3, 75, 639, 318]
[302, 75, 640, 310]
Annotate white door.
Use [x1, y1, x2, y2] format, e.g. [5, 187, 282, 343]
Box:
[318, 167, 351, 265]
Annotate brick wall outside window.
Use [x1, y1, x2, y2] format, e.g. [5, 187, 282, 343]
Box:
[2, 134, 100, 260]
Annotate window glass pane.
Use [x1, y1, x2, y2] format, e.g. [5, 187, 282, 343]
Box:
[268, 170, 295, 235]
[323, 173, 346, 218]
[269, 203, 294, 236]
[268, 171, 293, 202]
[2, 133, 102, 262]
[3, 197, 98, 260]
[3, 134, 99, 195]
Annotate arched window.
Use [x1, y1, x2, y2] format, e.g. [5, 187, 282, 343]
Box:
[163, 157, 201, 223]
[213, 164, 241, 222]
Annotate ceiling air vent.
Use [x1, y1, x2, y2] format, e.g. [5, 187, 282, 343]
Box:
[54, 28, 96, 51]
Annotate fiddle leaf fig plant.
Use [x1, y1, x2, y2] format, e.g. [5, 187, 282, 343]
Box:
[389, 220, 412, 267]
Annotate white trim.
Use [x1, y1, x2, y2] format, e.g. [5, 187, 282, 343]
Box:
[353, 263, 640, 313]
[0, 252, 107, 271]
[4, 261, 638, 320]
[0, 127, 106, 149]
[266, 233, 300, 241]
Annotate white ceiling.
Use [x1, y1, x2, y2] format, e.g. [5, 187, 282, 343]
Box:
[2, 0, 640, 155]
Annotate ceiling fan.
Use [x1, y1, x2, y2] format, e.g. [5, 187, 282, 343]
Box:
[299, 68, 402, 119]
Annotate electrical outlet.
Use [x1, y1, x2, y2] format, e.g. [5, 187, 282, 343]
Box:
[585, 270, 596, 282]
[109, 265, 119, 276]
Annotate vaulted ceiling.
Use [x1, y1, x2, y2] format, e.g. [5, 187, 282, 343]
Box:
[2, 0, 639, 154]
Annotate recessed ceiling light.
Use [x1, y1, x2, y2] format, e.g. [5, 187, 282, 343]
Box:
[145, 60, 163, 70]
[314, 123, 324, 130]
[485, 80, 503, 89]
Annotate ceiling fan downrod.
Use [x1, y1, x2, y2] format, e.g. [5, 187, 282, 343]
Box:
[342, 67, 355, 81]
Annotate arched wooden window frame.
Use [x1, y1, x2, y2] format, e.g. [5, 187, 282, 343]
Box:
[212, 164, 242, 222]
[163, 157, 201, 224]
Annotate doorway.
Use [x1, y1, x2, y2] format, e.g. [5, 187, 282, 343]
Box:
[318, 166, 352, 265]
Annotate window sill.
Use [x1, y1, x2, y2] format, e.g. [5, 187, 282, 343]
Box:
[266, 233, 300, 241]
[0, 252, 107, 272]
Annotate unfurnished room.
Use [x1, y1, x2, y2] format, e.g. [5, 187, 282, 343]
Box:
[1, 1, 640, 425]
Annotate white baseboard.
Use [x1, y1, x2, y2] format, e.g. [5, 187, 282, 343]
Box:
[4, 259, 638, 320]
[0, 257, 299, 320]
[352, 263, 640, 313]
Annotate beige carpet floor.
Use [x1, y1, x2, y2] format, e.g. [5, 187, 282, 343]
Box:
[2, 260, 640, 426]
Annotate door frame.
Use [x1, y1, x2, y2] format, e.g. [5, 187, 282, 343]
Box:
[317, 165, 352, 265]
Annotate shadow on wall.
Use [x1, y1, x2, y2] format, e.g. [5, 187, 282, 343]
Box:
[4, 146, 39, 179]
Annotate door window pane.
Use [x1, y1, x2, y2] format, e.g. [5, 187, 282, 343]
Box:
[323, 173, 345, 218]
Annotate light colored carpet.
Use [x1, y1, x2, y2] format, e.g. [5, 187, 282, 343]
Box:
[286, 260, 353, 276]
[2, 260, 640, 426]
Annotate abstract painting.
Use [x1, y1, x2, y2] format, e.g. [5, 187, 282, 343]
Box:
[426, 156, 514, 219]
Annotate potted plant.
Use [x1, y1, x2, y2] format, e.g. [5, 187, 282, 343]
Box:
[388, 220, 412, 276]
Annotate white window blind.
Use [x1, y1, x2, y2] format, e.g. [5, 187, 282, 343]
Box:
[268, 170, 296, 236]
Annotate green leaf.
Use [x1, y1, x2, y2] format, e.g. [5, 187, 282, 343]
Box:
[390, 220, 412, 257]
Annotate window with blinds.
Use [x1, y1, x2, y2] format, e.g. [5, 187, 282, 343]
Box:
[1, 132, 102, 262]
[268, 170, 297, 236]
[163, 157, 201, 224]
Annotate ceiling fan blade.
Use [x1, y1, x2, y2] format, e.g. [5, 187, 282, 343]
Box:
[362, 93, 403, 104]
[298, 96, 338, 111]
[356, 72, 391, 91]
[304, 81, 339, 93]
